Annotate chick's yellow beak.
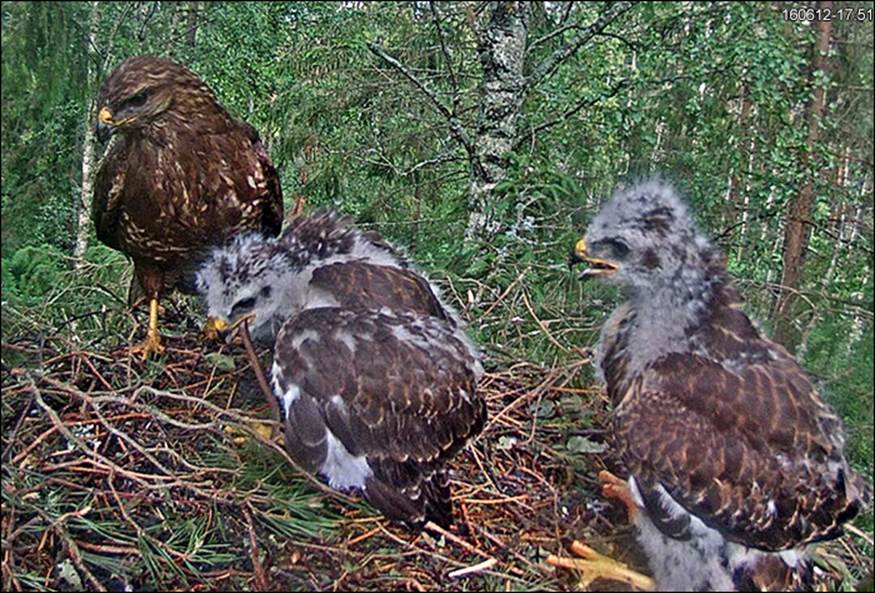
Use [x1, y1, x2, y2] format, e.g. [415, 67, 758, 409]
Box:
[203, 316, 228, 342]
[574, 239, 588, 261]
[569, 238, 590, 267]
[569, 237, 619, 280]
[204, 313, 257, 342]
[206, 317, 228, 332]
[98, 107, 114, 125]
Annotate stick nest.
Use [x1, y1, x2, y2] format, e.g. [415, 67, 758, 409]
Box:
[2, 308, 871, 591]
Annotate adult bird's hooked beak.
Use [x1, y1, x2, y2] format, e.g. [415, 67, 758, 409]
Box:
[95, 107, 115, 143]
[568, 238, 619, 281]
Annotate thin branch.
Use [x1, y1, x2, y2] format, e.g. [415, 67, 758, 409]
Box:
[528, 21, 580, 53]
[366, 43, 452, 125]
[558, 2, 574, 26]
[596, 30, 638, 52]
[530, 9, 637, 53]
[239, 321, 281, 438]
[404, 150, 465, 176]
[735, 279, 873, 318]
[366, 42, 481, 175]
[526, 1, 634, 91]
[429, 1, 460, 100]
[516, 78, 630, 148]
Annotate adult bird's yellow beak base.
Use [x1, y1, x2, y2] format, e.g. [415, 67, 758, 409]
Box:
[95, 107, 115, 143]
[569, 238, 619, 280]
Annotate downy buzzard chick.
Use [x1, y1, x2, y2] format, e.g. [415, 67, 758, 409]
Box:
[197, 211, 486, 527]
[566, 180, 869, 591]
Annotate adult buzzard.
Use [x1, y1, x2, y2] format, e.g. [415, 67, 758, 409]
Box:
[196, 211, 485, 527]
[93, 56, 283, 357]
[565, 180, 870, 591]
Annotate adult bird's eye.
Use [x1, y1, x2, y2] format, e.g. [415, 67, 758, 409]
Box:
[231, 296, 256, 316]
[126, 90, 150, 108]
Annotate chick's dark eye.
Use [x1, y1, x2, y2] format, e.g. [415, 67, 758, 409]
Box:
[604, 238, 630, 260]
[231, 296, 256, 316]
[260, 285, 272, 299]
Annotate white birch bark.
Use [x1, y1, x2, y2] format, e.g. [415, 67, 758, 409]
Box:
[466, 2, 529, 240]
[73, 1, 100, 268]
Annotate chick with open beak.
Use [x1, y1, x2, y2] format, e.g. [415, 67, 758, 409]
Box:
[569, 237, 622, 281]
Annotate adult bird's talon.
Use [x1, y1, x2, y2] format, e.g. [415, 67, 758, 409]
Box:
[130, 333, 165, 360]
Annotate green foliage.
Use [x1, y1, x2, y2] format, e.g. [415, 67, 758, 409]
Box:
[1, 2, 91, 253]
[3, 244, 67, 304]
[1, 1, 872, 586]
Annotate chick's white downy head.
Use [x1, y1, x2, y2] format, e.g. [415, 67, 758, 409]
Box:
[196, 233, 295, 342]
[575, 179, 714, 293]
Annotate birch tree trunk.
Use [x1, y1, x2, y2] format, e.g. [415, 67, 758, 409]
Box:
[73, 1, 100, 268]
[367, 2, 631, 242]
[466, 2, 529, 240]
[772, 0, 833, 349]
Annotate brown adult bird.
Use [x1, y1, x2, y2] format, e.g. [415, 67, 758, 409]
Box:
[92, 55, 283, 357]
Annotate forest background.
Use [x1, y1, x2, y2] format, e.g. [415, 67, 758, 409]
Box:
[2, 2, 872, 591]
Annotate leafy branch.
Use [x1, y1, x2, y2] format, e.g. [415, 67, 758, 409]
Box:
[525, 1, 635, 91]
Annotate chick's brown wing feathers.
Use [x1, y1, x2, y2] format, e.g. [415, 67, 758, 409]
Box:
[615, 351, 862, 551]
[273, 307, 484, 526]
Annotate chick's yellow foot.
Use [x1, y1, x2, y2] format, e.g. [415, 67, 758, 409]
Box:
[599, 470, 638, 522]
[224, 421, 281, 445]
[547, 541, 654, 591]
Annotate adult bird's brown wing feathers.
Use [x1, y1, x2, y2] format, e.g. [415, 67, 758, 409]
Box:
[243, 123, 283, 237]
[92, 143, 126, 252]
[273, 307, 485, 527]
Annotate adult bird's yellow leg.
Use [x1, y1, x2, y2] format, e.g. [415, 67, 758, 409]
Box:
[547, 542, 655, 590]
[131, 298, 166, 359]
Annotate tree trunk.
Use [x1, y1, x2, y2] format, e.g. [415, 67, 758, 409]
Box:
[724, 84, 751, 236]
[772, 0, 832, 349]
[73, 1, 100, 268]
[186, 1, 199, 47]
[466, 1, 529, 240]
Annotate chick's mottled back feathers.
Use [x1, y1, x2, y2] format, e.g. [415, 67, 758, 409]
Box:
[605, 269, 865, 552]
[274, 307, 485, 526]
